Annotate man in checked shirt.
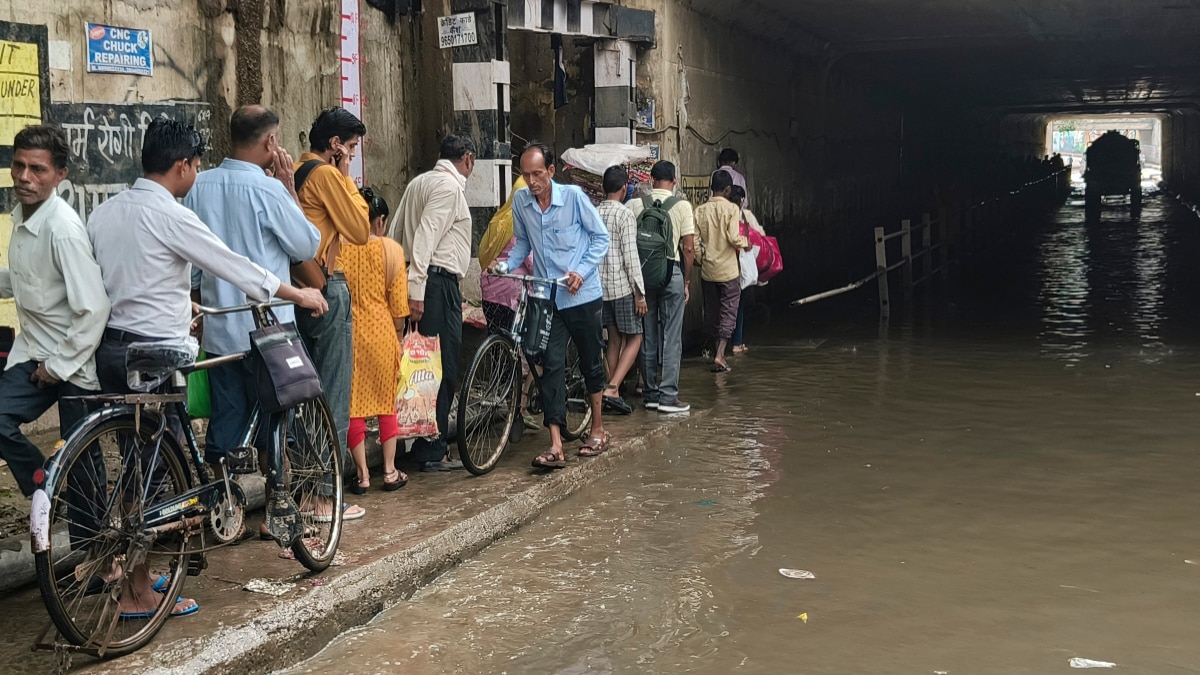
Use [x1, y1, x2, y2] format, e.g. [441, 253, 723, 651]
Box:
[596, 166, 645, 416]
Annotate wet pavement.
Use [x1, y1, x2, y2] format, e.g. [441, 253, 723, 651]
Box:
[0, 384, 695, 673]
[286, 195, 1200, 674]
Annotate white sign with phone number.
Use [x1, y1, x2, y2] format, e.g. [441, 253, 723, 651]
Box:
[438, 13, 478, 49]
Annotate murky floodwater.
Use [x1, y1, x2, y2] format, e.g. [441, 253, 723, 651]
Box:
[286, 196, 1200, 674]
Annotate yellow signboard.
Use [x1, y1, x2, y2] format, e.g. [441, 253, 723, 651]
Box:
[0, 213, 15, 329]
[680, 175, 712, 208]
[0, 39, 41, 147]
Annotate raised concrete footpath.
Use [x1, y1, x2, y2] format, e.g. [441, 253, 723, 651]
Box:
[0, 403, 704, 674]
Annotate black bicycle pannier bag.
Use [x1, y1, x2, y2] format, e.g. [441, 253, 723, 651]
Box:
[521, 281, 557, 357]
[250, 319, 323, 412]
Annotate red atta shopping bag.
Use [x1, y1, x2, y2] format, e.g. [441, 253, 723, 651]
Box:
[396, 331, 442, 439]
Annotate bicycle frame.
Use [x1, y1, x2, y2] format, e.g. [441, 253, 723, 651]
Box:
[32, 301, 301, 554]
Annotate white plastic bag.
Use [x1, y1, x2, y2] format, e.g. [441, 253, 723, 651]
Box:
[1069, 658, 1116, 669]
[739, 246, 760, 290]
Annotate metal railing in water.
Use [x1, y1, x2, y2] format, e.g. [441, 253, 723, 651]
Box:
[789, 168, 1071, 319]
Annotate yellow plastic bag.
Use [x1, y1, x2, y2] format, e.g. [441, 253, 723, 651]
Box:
[396, 332, 442, 439]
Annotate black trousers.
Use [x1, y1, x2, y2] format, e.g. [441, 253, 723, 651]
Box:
[542, 299, 606, 430]
[0, 361, 90, 496]
[95, 334, 187, 452]
[412, 273, 462, 463]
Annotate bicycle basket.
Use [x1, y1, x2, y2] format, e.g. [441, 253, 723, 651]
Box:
[126, 337, 199, 392]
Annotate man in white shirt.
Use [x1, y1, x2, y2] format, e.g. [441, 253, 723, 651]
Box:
[88, 117, 327, 618]
[0, 125, 110, 497]
[387, 133, 475, 473]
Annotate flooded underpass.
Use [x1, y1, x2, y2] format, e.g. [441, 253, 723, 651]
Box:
[285, 195, 1200, 674]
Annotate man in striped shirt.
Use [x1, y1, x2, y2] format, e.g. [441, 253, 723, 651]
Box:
[596, 166, 645, 415]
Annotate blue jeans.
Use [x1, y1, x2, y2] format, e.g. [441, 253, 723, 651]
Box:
[297, 276, 353, 491]
[640, 265, 686, 405]
[206, 354, 277, 464]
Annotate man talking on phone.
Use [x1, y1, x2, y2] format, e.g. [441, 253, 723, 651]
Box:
[292, 106, 372, 521]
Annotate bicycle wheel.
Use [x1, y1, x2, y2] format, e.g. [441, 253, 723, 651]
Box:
[283, 396, 343, 572]
[35, 411, 192, 658]
[457, 335, 521, 475]
[562, 341, 594, 441]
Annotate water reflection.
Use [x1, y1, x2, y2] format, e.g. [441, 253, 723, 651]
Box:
[1037, 200, 1176, 365]
[1131, 220, 1166, 351]
[1038, 220, 1091, 365]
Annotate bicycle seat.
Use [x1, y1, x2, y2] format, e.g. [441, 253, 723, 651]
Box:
[126, 338, 199, 392]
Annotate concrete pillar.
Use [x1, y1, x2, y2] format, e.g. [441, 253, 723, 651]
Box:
[450, 0, 513, 249]
[594, 38, 635, 144]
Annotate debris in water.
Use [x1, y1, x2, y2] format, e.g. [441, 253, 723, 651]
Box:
[1185, 559, 1197, 565]
[279, 542, 350, 566]
[1069, 657, 1116, 669]
[779, 568, 816, 579]
[695, 499, 717, 506]
[797, 612, 808, 623]
[244, 578, 294, 596]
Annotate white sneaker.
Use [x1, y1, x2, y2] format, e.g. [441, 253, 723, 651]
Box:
[657, 401, 691, 414]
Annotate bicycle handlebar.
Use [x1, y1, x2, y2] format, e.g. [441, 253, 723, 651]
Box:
[488, 272, 571, 285]
[194, 299, 294, 316]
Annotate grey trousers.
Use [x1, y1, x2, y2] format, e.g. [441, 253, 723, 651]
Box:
[640, 265, 686, 406]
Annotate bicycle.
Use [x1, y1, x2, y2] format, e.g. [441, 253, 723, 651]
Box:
[455, 273, 593, 476]
[30, 301, 344, 659]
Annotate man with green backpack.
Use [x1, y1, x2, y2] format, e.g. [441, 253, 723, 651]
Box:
[628, 161, 696, 414]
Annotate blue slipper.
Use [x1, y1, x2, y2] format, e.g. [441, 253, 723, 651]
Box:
[151, 574, 169, 593]
[120, 597, 199, 619]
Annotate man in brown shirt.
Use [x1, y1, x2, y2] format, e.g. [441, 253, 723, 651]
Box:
[693, 169, 748, 373]
[292, 107, 372, 520]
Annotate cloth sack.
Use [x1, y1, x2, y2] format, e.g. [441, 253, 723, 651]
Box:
[250, 320, 323, 413]
[396, 331, 443, 439]
[187, 350, 212, 419]
[477, 176, 527, 270]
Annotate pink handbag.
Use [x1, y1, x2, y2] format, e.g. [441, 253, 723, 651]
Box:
[740, 220, 784, 282]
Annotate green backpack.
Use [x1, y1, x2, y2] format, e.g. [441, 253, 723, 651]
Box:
[636, 196, 681, 292]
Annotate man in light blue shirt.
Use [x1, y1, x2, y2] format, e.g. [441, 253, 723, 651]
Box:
[185, 105, 320, 471]
[502, 142, 611, 468]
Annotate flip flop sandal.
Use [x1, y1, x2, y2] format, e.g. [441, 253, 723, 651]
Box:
[151, 574, 170, 593]
[531, 450, 566, 470]
[522, 415, 540, 430]
[313, 502, 366, 523]
[578, 432, 611, 457]
[383, 471, 408, 492]
[711, 364, 732, 373]
[603, 395, 632, 415]
[120, 597, 199, 620]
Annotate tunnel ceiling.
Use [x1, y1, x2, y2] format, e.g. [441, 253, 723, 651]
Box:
[697, 0, 1200, 113]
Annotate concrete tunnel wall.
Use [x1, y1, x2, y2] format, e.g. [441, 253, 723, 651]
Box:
[1162, 111, 1200, 201]
[0, 0, 453, 221]
[621, 0, 906, 306]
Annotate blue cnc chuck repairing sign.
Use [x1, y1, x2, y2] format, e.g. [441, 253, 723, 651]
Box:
[86, 23, 152, 76]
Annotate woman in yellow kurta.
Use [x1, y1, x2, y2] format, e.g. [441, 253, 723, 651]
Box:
[343, 187, 410, 493]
